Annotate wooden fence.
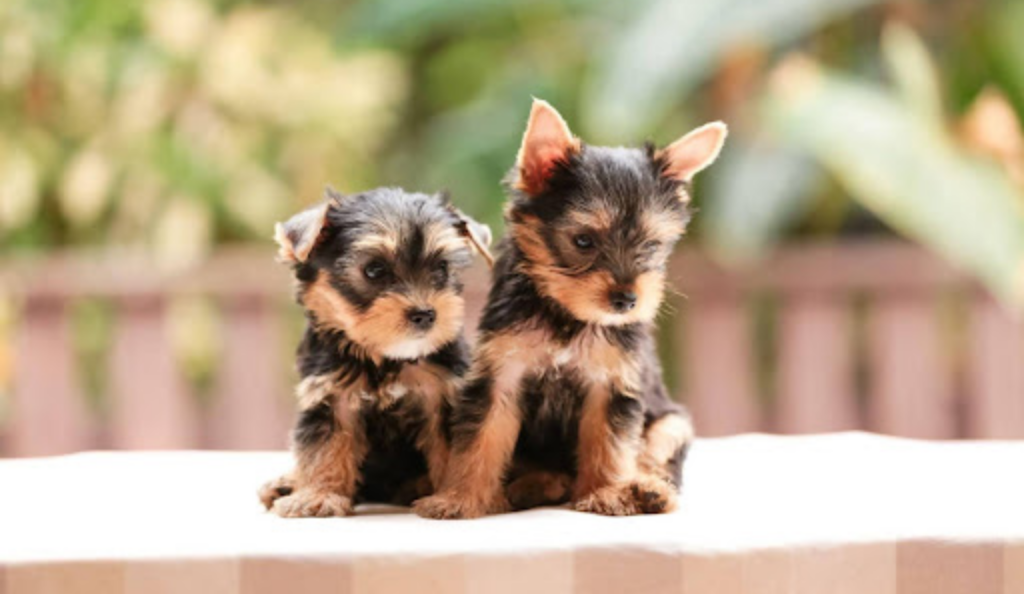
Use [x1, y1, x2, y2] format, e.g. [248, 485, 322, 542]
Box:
[1, 241, 1022, 457]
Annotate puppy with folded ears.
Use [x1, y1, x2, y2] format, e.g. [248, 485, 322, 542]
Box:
[259, 186, 491, 517]
[415, 99, 726, 519]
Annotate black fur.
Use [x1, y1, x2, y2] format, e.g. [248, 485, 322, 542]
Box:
[357, 397, 430, 503]
[512, 370, 586, 475]
[426, 338, 472, 377]
[291, 324, 474, 505]
[303, 189, 473, 314]
[452, 140, 694, 498]
[293, 399, 337, 452]
[608, 390, 644, 437]
[449, 374, 494, 449]
[271, 187, 478, 509]
[297, 326, 404, 389]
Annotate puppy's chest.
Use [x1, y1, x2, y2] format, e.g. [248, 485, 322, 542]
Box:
[530, 332, 633, 385]
[356, 362, 450, 410]
[297, 360, 449, 413]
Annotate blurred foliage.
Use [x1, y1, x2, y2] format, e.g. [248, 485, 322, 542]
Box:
[0, 298, 11, 423]
[764, 25, 1024, 306]
[1, 0, 1023, 304]
[167, 296, 222, 399]
[0, 0, 406, 265]
[69, 298, 114, 413]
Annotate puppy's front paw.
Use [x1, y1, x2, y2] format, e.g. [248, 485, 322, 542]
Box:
[629, 475, 678, 514]
[573, 484, 641, 516]
[272, 490, 353, 518]
[258, 475, 294, 510]
[413, 493, 509, 520]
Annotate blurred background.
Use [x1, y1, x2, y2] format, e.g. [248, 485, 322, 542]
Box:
[1, 0, 1022, 456]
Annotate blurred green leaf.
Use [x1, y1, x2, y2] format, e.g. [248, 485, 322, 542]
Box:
[702, 137, 821, 262]
[583, 0, 884, 139]
[881, 22, 943, 129]
[986, 0, 1024, 115]
[344, 0, 594, 45]
[763, 57, 1024, 308]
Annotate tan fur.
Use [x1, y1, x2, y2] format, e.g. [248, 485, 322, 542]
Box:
[399, 363, 458, 489]
[417, 321, 666, 518]
[267, 355, 462, 516]
[511, 218, 668, 325]
[628, 475, 678, 514]
[424, 220, 468, 258]
[573, 484, 640, 516]
[302, 274, 361, 335]
[568, 208, 615, 234]
[512, 219, 612, 322]
[415, 332, 550, 519]
[295, 394, 365, 493]
[511, 215, 556, 266]
[642, 413, 693, 468]
[295, 373, 339, 410]
[358, 294, 420, 356]
[271, 395, 366, 518]
[415, 211, 673, 518]
[635, 413, 692, 503]
[273, 491, 354, 518]
[302, 271, 465, 361]
[641, 212, 687, 246]
[631, 270, 666, 323]
[415, 394, 519, 519]
[351, 232, 399, 254]
[544, 269, 619, 323]
[573, 383, 641, 501]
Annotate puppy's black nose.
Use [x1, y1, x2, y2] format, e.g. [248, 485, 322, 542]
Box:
[609, 291, 638, 313]
[406, 307, 436, 330]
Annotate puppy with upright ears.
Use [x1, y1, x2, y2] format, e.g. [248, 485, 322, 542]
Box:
[415, 99, 726, 519]
[259, 186, 491, 517]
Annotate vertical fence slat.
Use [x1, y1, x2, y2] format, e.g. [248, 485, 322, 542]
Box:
[683, 295, 761, 436]
[867, 295, 955, 438]
[966, 295, 1024, 438]
[461, 265, 490, 343]
[11, 298, 93, 456]
[110, 296, 198, 449]
[208, 296, 289, 450]
[776, 295, 858, 433]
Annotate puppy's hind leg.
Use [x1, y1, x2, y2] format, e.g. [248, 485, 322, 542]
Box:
[632, 411, 693, 514]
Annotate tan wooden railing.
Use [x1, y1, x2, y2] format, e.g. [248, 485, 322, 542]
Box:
[1, 241, 1021, 457]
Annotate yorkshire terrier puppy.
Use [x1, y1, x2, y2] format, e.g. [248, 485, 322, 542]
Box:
[415, 100, 726, 519]
[259, 187, 490, 517]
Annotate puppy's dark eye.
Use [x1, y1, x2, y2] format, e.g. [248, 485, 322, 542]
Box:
[573, 234, 595, 250]
[363, 261, 388, 281]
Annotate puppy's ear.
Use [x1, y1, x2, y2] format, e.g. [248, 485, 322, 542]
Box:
[274, 187, 343, 263]
[658, 122, 728, 183]
[274, 203, 329, 263]
[514, 98, 580, 196]
[449, 206, 494, 267]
